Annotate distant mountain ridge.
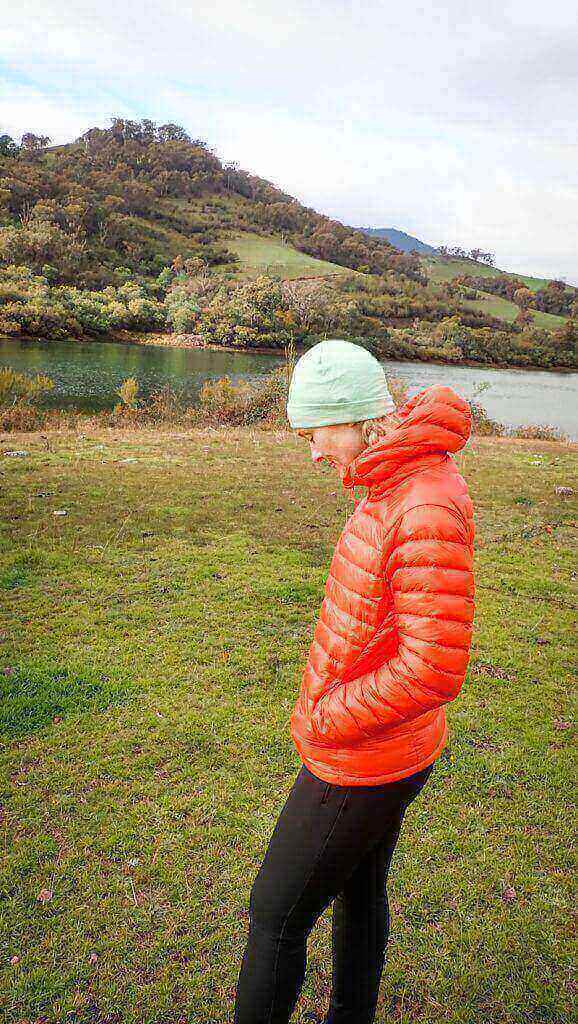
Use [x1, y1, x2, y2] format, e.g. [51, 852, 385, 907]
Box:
[359, 227, 438, 255]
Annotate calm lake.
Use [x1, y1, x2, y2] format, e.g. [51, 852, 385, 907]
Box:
[2, 336, 577, 439]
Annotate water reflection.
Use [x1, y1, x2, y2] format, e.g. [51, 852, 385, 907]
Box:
[1, 336, 576, 438]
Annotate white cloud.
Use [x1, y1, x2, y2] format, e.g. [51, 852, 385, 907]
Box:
[0, 82, 133, 144]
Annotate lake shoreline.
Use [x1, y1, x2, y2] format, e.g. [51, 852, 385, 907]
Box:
[107, 330, 578, 374]
[1, 330, 576, 374]
[2, 332, 576, 438]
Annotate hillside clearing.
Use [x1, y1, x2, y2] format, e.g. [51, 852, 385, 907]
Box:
[423, 257, 551, 291]
[423, 257, 568, 328]
[221, 232, 352, 279]
[1, 427, 576, 1024]
[461, 291, 568, 328]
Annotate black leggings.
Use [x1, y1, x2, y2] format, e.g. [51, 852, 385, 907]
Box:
[234, 760, 434, 1024]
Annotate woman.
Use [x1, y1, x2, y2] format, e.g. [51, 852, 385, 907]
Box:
[234, 339, 475, 1024]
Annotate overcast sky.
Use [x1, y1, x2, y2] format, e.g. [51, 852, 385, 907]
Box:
[2, 1, 577, 283]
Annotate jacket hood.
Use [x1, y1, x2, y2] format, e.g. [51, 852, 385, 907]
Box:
[341, 385, 471, 497]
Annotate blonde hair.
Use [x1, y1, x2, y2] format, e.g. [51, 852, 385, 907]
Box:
[358, 410, 401, 448]
[296, 410, 402, 447]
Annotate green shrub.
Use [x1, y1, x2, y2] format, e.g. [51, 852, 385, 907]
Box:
[0, 366, 54, 430]
[0, 266, 167, 337]
[115, 377, 140, 412]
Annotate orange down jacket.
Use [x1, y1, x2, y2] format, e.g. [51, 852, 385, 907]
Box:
[290, 384, 475, 786]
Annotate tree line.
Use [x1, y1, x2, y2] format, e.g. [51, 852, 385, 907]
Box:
[437, 245, 496, 265]
[1, 260, 575, 369]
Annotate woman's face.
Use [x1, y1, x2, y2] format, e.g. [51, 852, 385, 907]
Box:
[295, 422, 365, 478]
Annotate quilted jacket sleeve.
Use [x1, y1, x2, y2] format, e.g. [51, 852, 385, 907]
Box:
[307, 503, 475, 746]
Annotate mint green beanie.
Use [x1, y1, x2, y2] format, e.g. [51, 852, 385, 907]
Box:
[286, 338, 395, 429]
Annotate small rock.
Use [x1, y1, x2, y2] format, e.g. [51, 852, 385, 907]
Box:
[52, 510, 68, 517]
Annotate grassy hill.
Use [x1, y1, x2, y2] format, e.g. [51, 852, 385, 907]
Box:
[1, 125, 421, 288]
[423, 256, 571, 328]
[460, 292, 567, 330]
[0, 119, 576, 368]
[463, 294, 567, 332]
[423, 255, 551, 292]
[220, 235, 572, 331]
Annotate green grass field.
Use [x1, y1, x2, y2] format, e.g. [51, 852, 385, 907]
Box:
[423, 257, 551, 292]
[125, 201, 350, 283]
[423, 258, 567, 328]
[1, 427, 576, 1023]
[461, 292, 568, 329]
[222, 232, 351, 279]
